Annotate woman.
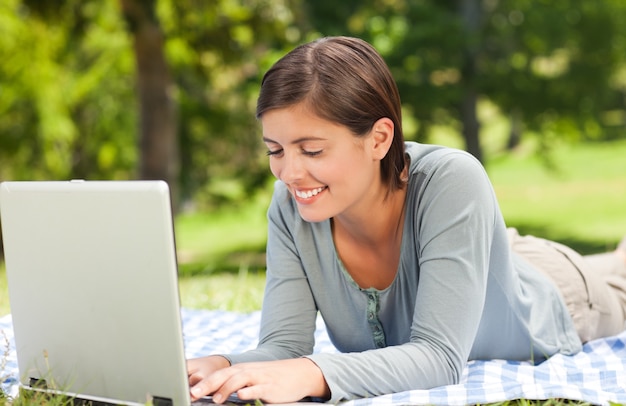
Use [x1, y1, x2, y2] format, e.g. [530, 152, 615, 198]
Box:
[187, 36, 626, 404]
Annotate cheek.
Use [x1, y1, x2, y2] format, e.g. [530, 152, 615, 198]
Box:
[269, 160, 281, 179]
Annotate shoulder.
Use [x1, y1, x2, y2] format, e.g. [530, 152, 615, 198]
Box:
[404, 141, 489, 187]
[402, 142, 499, 231]
[405, 141, 484, 173]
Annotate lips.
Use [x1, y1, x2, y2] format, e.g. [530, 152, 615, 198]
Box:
[294, 186, 327, 199]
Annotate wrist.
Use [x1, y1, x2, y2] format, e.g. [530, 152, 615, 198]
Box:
[211, 355, 232, 368]
[301, 357, 330, 399]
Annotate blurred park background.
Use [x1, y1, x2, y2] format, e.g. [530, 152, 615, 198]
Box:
[1, 0, 626, 314]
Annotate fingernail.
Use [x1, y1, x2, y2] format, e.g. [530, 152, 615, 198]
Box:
[191, 387, 202, 397]
[213, 393, 223, 403]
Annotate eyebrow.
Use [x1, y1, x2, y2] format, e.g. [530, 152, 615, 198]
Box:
[262, 136, 327, 145]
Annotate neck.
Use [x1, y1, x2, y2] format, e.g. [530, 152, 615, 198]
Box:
[332, 186, 407, 248]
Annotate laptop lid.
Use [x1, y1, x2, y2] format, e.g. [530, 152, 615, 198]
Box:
[0, 180, 191, 405]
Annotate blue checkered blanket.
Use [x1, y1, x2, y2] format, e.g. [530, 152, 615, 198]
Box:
[2, 309, 626, 405]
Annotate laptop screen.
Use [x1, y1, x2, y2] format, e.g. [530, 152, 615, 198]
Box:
[0, 180, 191, 405]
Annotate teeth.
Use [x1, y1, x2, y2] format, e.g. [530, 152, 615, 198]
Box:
[295, 187, 325, 199]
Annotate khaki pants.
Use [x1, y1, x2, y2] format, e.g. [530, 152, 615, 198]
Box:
[507, 228, 626, 343]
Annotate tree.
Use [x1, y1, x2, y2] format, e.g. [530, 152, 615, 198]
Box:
[155, 0, 303, 207]
[120, 0, 179, 208]
[459, 0, 483, 162]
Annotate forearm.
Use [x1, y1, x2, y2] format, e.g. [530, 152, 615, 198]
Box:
[307, 342, 460, 402]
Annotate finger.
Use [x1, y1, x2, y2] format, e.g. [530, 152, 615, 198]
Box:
[186, 358, 203, 376]
[188, 372, 203, 387]
[236, 385, 266, 402]
[237, 383, 308, 405]
[187, 368, 198, 377]
[210, 369, 261, 404]
[190, 381, 212, 401]
[189, 367, 239, 401]
[190, 376, 222, 401]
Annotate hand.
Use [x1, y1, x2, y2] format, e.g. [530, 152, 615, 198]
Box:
[188, 355, 232, 392]
[188, 358, 330, 404]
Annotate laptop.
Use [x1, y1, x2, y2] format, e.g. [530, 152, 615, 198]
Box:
[0, 180, 196, 405]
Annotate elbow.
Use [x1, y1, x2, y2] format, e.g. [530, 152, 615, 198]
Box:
[407, 340, 467, 388]
[436, 344, 466, 386]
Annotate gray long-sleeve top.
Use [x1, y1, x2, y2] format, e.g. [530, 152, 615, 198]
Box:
[225, 142, 581, 402]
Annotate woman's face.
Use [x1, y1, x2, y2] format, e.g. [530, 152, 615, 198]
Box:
[261, 103, 384, 223]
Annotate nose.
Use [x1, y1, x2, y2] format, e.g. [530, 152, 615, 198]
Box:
[272, 151, 304, 184]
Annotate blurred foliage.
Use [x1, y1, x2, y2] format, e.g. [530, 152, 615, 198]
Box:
[303, 0, 626, 156]
[0, 0, 136, 181]
[0, 0, 624, 209]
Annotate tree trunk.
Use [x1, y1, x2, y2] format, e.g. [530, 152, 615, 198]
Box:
[459, 0, 483, 163]
[120, 0, 179, 210]
[507, 108, 523, 150]
[460, 89, 482, 162]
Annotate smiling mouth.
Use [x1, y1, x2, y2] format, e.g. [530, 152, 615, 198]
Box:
[294, 186, 327, 199]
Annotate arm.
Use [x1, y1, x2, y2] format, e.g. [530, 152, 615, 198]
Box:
[228, 184, 320, 363]
[188, 183, 327, 402]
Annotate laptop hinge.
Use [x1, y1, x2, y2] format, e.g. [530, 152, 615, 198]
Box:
[151, 396, 173, 406]
[29, 377, 48, 389]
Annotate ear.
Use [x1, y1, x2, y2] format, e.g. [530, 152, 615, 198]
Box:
[370, 117, 394, 161]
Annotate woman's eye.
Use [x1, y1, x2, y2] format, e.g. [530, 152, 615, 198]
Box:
[302, 149, 322, 157]
[266, 149, 283, 157]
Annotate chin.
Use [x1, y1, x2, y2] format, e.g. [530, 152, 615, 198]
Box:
[296, 208, 331, 224]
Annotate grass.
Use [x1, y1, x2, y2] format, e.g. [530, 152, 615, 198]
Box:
[178, 269, 265, 312]
[487, 139, 626, 253]
[1, 139, 626, 406]
[175, 185, 271, 275]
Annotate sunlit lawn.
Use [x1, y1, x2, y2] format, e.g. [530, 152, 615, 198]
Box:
[178, 271, 266, 312]
[488, 139, 626, 252]
[174, 184, 271, 275]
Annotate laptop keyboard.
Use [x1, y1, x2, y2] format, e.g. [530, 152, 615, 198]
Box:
[192, 394, 255, 405]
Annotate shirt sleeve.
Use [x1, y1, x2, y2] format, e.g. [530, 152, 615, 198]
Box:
[307, 150, 499, 402]
[225, 184, 319, 364]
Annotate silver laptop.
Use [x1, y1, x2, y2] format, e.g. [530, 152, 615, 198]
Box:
[0, 180, 192, 405]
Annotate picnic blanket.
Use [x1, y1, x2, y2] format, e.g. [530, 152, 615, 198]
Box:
[2, 309, 626, 405]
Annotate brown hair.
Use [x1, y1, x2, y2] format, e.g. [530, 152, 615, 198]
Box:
[256, 36, 406, 191]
